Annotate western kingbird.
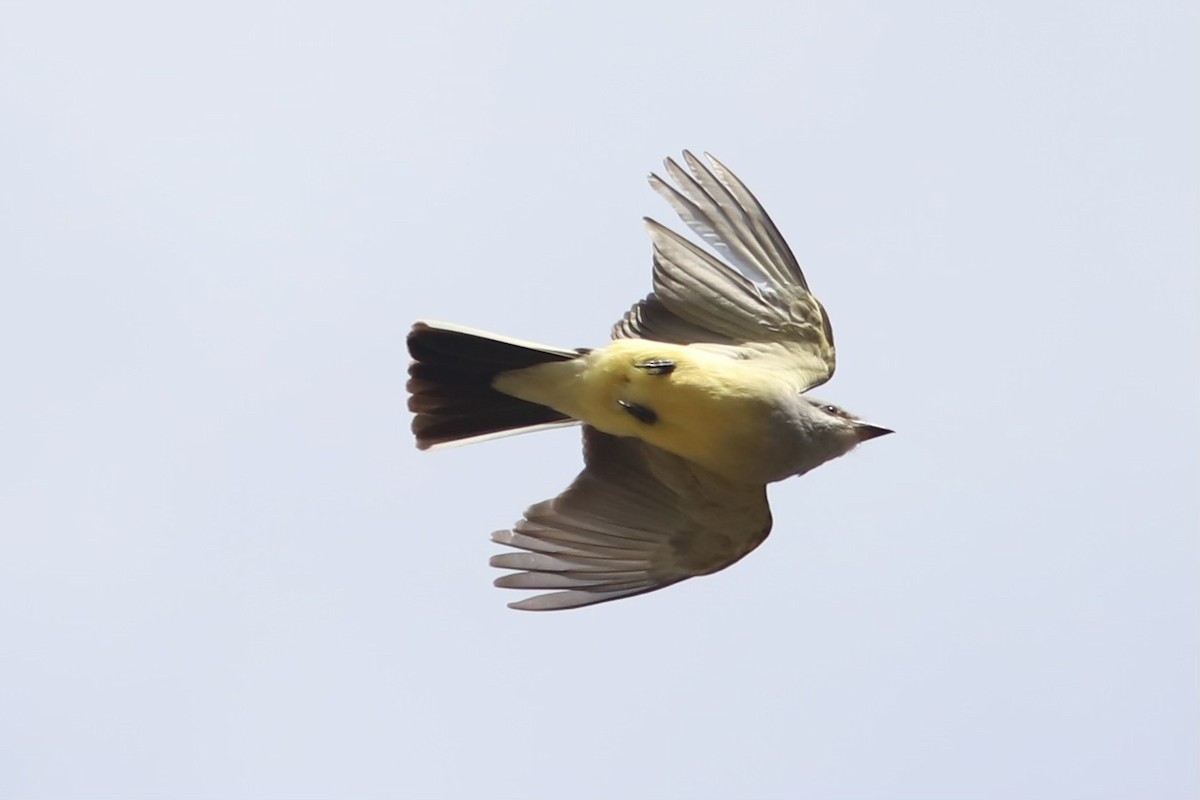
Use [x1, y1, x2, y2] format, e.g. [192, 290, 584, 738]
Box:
[407, 151, 891, 610]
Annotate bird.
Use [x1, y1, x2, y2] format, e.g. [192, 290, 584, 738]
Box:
[406, 151, 891, 611]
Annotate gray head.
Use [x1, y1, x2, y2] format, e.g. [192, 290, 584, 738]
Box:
[803, 398, 893, 445]
[758, 396, 892, 483]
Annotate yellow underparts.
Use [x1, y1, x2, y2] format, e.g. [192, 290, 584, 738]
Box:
[492, 339, 777, 478]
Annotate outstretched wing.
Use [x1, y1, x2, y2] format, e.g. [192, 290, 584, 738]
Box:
[491, 427, 772, 611]
[614, 151, 836, 392]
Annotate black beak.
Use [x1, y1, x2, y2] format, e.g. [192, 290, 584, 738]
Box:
[854, 422, 894, 442]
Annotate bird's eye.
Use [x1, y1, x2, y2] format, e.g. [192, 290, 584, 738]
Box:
[822, 405, 839, 415]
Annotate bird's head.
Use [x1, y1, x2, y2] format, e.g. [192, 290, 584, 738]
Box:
[804, 398, 893, 445]
[758, 395, 893, 483]
[793, 397, 893, 468]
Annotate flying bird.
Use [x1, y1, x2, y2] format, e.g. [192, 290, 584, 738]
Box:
[407, 151, 891, 610]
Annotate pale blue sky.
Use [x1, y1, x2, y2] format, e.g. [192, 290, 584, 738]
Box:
[2, 2, 1196, 798]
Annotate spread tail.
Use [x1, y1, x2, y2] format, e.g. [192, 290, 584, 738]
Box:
[406, 321, 582, 450]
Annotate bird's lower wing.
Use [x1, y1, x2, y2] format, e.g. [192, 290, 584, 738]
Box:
[491, 426, 772, 610]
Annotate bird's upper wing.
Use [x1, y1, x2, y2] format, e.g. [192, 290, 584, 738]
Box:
[491, 426, 772, 610]
[613, 151, 836, 392]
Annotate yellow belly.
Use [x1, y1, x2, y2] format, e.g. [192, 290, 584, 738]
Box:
[494, 339, 778, 479]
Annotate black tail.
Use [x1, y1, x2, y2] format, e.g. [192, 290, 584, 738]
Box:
[407, 321, 582, 450]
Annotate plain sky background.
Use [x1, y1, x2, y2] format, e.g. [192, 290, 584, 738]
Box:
[2, 1, 1196, 798]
